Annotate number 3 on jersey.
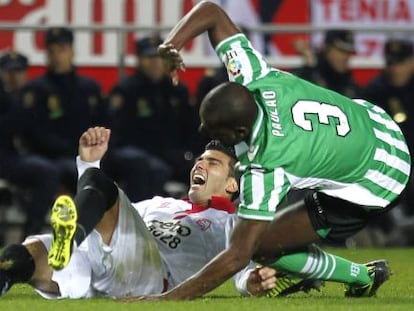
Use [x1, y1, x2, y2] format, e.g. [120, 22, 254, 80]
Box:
[292, 100, 351, 137]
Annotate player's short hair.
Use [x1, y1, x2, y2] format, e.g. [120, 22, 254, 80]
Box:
[204, 140, 237, 178]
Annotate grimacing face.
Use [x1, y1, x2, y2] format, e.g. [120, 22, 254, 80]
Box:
[188, 149, 238, 206]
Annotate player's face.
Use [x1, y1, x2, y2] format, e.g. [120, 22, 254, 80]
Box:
[47, 43, 74, 74]
[188, 149, 237, 206]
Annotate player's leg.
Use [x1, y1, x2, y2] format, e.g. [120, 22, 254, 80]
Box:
[266, 244, 373, 296]
[252, 198, 320, 262]
[48, 167, 119, 270]
[257, 191, 390, 297]
[0, 240, 58, 296]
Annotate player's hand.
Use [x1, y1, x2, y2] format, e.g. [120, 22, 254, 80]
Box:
[78, 127, 111, 162]
[158, 43, 185, 86]
[246, 266, 277, 296]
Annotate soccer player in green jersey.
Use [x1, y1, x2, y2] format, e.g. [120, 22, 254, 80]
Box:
[129, 1, 410, 301]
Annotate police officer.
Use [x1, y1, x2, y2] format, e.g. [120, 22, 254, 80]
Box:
[293, 30, 362, 98]
[20, 27, 106, 194]
[105, 35, 197, 200]
[0, 52, 60, 238]
[363, 38, 414, 149]
[362, 39, 414, 245]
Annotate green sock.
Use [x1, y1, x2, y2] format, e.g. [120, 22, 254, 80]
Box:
[269, 244, 372, 286]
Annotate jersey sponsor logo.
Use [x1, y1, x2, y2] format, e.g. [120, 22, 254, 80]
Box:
[195, 218, 212, 231]
[147, 219, 191, 249]
[262, 90, 284, 137]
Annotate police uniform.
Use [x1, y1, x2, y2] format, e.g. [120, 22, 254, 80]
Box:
[293, 30, 362, 98]
[20, 27, 106, 193]
[104, 36, 198, 200]
[0, 51, 60, 237]
[363, 39, 414, 150]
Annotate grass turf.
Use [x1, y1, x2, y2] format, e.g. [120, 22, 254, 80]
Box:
[1, 248, 413, 311]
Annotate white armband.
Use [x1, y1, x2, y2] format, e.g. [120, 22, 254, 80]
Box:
[76, 156, 101, 179]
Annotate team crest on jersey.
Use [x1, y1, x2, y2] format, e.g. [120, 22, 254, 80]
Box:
[195, 218, 211, 231]
[227, 59, 242, 77]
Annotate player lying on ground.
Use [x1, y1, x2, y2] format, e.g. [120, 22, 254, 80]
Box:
[0, 126, 279, 298]
[120, 1, 408, 300]
[1, 127, 388, 299]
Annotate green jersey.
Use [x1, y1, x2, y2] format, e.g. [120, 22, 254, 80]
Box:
[215, 34, 411, 221]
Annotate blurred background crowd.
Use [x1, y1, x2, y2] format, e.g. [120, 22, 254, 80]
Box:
[1, 1, 414, 248]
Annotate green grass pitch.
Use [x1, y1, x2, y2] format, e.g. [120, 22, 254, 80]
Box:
[1, 248, 413, 311]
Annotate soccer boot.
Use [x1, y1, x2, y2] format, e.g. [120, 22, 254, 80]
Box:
[48, 195, 78, 270]
[267, 273, 325, 297]
[344, 259, 390, 297]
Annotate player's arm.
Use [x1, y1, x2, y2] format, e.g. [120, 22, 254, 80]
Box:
[158, 1, 240, 83]
[161, 219, 268, 300]
[163, 1, 239, 50]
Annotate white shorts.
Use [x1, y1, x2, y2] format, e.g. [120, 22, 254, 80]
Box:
[26, 189, 166, 299]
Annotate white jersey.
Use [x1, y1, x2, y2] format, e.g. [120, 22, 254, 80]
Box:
[135, 195, 236, 289]
[28, 157, 253, 299]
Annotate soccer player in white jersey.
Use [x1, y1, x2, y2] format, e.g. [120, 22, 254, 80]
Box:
[124, 1, 410, 300]
[0, 127, 279, 298]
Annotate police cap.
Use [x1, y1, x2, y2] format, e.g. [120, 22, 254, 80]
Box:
[45, 27, 74, 46]
[324, 30, 355, 53]
[135, 35, 164, 57]
[0, 52, 28, 71]
[384, 39, 413, 65]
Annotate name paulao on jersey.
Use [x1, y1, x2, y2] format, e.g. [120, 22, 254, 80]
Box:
[262, 90, 284, 137]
